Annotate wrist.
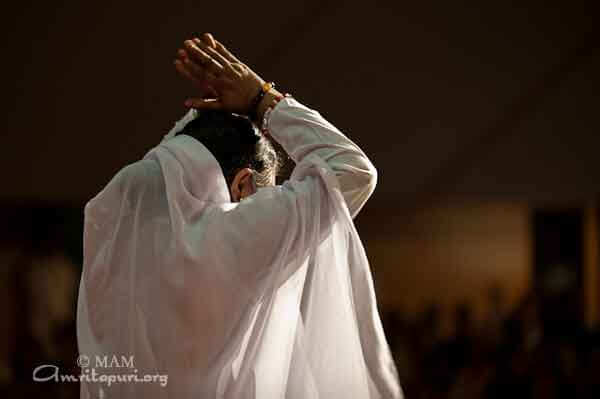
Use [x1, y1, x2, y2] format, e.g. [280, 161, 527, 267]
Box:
[247, 82, 279, 122]
[255, 88, 284, 125]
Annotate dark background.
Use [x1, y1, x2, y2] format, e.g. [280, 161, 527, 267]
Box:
[0, 1, 598, 397]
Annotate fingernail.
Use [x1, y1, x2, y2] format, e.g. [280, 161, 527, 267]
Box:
[184, 100, 192, 107]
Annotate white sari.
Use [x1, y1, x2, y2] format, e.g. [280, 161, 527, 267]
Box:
[77, 97, 402, 398]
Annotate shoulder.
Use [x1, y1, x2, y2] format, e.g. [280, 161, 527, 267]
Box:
[86, 159, 162, 214]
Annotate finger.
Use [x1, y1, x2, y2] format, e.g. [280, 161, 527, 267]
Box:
[192, 34, 216, 51]
[174, 59, 201, 84]
[201, 32, 216, 49]
[175, 60, 215, 94]
[205, 45, 239, 75]
[183, 40, 210, 64]
[214, 40, 241, 63]
[184, 40, 223, 74]
[192, 39, 236, 75]
[182, 56, 207, 80]
[184, 97, 223, 110]
[180, 49, 217, 81]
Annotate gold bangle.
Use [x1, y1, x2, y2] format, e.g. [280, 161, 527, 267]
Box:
[262, 82, 274, 93]
[249, 81, 276, 122]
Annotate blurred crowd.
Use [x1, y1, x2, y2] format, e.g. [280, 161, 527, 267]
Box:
[383, 290, 600, 399]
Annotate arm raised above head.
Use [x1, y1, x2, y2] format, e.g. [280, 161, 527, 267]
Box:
[174, 33, 377, 217]
[262, 94, 377, 218]
[175, 34, 378, 285]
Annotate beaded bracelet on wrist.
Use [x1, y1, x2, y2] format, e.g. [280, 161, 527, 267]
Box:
[248, 82, 275, 122]
[260, 93, 293, 136]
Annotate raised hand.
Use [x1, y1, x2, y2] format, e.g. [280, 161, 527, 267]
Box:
[174, 33, 218, 99]
[174, 33, 266, 116]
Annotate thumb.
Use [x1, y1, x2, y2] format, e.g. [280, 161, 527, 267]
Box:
[184, 98, 223, 110]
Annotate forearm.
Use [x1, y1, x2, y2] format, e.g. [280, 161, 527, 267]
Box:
[262, 95, 377, 217]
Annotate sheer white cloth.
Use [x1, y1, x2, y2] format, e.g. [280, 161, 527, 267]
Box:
[77, 97, 402, 398]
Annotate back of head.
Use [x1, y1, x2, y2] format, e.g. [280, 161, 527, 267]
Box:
[176, 110, 280, 188]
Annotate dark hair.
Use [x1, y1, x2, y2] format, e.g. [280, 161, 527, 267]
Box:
[176, 110, 281, 188]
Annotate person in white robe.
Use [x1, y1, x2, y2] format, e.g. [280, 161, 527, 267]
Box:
[77, 33, 402, 398]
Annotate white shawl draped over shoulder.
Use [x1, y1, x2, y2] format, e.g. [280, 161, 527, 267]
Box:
[77, 97, 402, 398]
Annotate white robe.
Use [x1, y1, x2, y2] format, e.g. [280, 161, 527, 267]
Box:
[77, 97, 402, 398]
